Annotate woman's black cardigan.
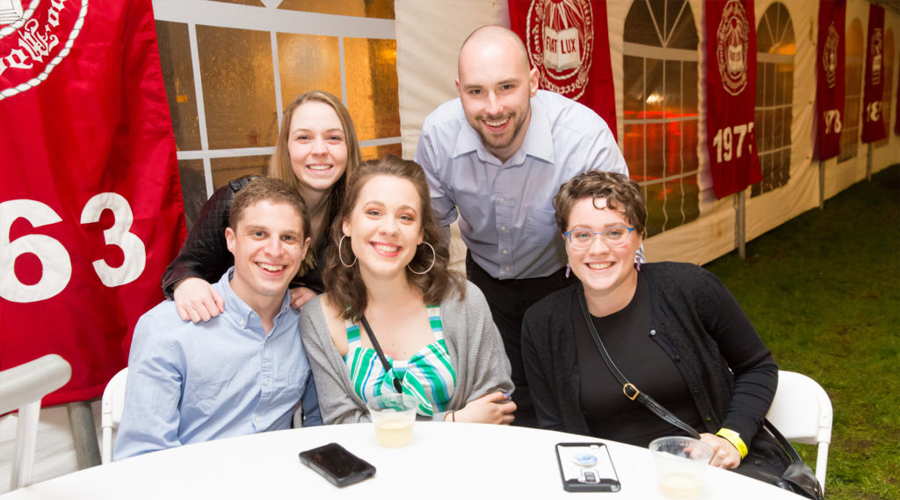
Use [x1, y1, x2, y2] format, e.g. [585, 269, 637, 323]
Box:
[522, 261, 789, 471]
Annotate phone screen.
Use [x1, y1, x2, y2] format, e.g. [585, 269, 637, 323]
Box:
[299, 443, 376, 487]
[555, 442, 621, 492]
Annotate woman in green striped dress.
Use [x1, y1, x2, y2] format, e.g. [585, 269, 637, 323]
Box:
[299, 155, 516, 424]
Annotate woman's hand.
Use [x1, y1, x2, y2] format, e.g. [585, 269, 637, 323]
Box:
[699, 433, 742, 469]
[289, 286, 318, 310]
[449, 391, 516, 425]
[173, 278, 223, 323]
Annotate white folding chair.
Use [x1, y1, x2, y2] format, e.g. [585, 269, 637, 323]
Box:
[766, 370, 833, 492]
[0, 354, 72, 491]
[100, 368, 129, 464]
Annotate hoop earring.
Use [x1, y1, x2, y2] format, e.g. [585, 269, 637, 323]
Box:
[338, 235, 357, 268]
[408, 242, 436, 275]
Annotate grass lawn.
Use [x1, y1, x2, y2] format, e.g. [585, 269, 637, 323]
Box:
[704, 165, 900, 500]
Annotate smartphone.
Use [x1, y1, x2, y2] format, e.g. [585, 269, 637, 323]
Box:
[298, 443, 376, 487]
[555, 442, 621, 492]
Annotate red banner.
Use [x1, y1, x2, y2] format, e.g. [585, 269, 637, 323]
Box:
[0, 0, 186, 406]
[704, 0, 760, 199]
[815, 0, 846, 160]
[861, 4, 886, 143]
[509, 0, 617, 140]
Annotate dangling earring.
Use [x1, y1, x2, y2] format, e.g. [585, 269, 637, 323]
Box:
[338, 235, 357, 268]
[408, 242, 436, 275]
[565, 263, 571, 278]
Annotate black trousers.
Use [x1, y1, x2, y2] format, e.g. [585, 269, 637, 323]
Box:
[466, 252, 572, 428]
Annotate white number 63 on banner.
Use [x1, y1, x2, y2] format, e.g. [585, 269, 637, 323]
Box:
[1, 193, 147, 303]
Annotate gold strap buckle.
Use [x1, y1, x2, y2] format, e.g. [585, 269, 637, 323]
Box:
[623, 383, 640, 401]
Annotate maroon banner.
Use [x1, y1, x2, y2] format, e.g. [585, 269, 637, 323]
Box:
[509, 0, 617, 140]
[816, 0, 846, 160]
[705, 0, 760, 199]
[861, 4, 886, 143]
[0, 0, 187, 406]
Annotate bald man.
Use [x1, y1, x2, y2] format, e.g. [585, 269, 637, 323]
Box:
[415, 26, 628, 427]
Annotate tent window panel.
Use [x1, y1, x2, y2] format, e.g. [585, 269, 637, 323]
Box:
[839, 19, 865, 163]
[623, 123, 646, 181]
[645, 123, 665, 180]
[360, 143, 402, 161]
[278, 0, 395, 19]
[683, 61, 698, 114]
[277, 33, 342, 106]
[667, 1, 698, 50]
[211, 156, 269, 190]
[664, 60, 682, 118]
[196, 25, 277, 150]
[156, 21, 201, 152]
[876, 29, 895, 149]
[645, 58, 665, 117]
[644, 182, 666, 236]
[752, 3, 794, 198]
[624, 0, 662, 47]
[210, 0, 264, 6]
[665, 121, 683, 175]
[178, 160, 206, 229]
[344, 38, 400, 142]
[623, 56, 645, 116]
[623, 0, 698, 236]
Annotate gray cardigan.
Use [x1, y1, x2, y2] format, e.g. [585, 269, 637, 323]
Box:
[299, 281, 514, 424]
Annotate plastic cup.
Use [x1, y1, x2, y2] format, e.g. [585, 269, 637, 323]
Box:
[649, 436, 714, 500]
[366, 394, 418, 448]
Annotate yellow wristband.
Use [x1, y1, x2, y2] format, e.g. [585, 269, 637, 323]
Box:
[716, 428, 748, 459]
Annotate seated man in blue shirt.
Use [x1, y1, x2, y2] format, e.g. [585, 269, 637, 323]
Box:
[115, 177, 322, 460]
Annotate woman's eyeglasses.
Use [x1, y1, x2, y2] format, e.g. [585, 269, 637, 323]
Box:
[564, 226, 635, 250]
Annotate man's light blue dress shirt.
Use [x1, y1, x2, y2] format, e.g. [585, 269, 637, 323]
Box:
[416, 90, 628, 280]
[115, 269, 321, 460]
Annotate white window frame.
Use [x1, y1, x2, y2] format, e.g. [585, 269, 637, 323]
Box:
[152, 0, 399, 197]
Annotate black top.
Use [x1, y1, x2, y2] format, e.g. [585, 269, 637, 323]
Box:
[576, 274, 704, 446]
[161, 176, 334, 297]
[522, 262, 790, 474]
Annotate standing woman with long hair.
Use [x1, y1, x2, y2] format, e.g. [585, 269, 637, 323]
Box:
[161, 91, 361, 320]
[300, 156, 516, 424]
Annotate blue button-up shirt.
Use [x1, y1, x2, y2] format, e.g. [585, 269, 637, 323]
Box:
[115, 269, 321, 460]
[416, 90, 628, 279]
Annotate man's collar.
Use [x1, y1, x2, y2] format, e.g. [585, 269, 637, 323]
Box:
[219, 268, 292, 327]
[452, 93, 554, 166]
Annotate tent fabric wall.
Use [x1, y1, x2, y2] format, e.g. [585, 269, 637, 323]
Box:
[396, 0, 899, 267]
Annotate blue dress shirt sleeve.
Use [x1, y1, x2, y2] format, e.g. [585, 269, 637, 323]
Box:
[114, 312, 185, 460]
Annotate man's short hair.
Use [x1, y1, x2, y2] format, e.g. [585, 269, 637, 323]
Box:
[229, 177, 309, 238]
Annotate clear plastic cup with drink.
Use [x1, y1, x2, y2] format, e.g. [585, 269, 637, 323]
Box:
[649, 436, 714, 499]
[367, 394, 418, 448]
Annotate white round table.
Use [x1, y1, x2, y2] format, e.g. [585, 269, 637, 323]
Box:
[1, 422, 802, 499]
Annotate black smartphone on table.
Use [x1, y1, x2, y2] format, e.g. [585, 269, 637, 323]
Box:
[555, 442, 621, 492]
[298, 443, 376, 487]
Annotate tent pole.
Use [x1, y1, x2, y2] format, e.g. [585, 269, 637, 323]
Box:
[818, 160, 826, 209]
[67, 402, 101, 469]
[866, 143, 873, 182]
[735, 191, 746, 260]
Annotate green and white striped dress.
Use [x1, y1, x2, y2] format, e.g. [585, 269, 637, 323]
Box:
[344, 305, 456, 416]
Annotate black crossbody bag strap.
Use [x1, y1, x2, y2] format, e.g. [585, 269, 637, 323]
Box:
[359, 315, 403, 393]
[576, 288, 701, 440]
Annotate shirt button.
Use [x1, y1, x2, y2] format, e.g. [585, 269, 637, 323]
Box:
[500, 226, 507, 232]
[239, 320, 246, 326]
[649, 329, 657, 336]
[502, 250, 508, 255]
[505, 266, 511, 271]
[498, 198, 505, 204]
[264, 379, 269, 386]
[254, 414, 260, 423]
